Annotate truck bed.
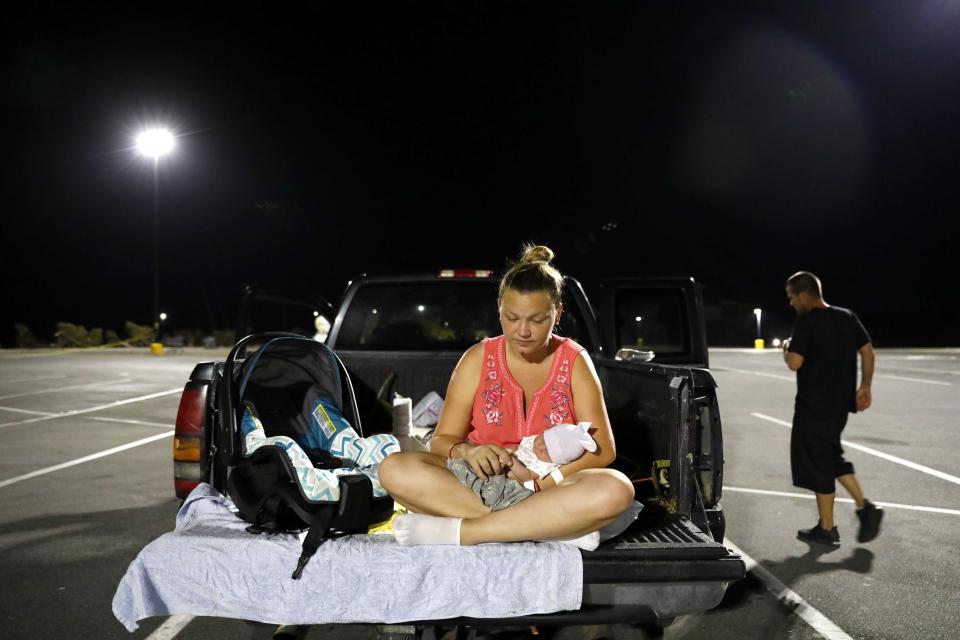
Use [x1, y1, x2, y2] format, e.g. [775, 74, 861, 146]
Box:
[338, 349, 744, 622]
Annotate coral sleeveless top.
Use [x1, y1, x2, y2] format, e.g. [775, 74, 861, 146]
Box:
[468, 335, 586, 448]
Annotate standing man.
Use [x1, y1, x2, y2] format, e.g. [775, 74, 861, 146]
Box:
[782, 271, 883, 546]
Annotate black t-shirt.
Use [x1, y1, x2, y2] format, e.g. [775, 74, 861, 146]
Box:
[788, 306, 871, 417]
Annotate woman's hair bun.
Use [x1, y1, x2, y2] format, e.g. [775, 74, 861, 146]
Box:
[519, 244, 554, 265]
[500, 243, 564, 306]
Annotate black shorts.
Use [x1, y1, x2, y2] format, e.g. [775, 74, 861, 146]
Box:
[791, 411, 855, 494]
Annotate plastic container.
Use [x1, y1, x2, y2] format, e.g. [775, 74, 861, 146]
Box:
[412, 391, 445, 428]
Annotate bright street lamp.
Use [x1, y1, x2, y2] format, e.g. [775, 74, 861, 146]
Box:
[135, 127, 175, 335]
[135, 129, 175, 158]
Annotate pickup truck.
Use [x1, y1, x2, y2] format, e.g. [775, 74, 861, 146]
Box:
[172, 270, 745, 637]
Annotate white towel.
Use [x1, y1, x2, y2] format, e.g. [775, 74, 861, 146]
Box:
[112, 484, 583, 632]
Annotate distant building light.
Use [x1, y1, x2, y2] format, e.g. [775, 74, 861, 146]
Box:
[635, 316, 642, 322]
[371, 309, 378, 315]
[417, 305, 425, 312]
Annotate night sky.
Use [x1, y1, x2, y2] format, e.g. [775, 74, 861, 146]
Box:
[2, 2, 957, 347]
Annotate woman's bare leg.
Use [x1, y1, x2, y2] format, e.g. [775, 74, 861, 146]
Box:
[379, 451, 490, 518]
[460, 468, 634, 545]
[383, 456, 635, 545]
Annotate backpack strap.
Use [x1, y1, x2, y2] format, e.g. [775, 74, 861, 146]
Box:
[287, 475, 377, 579]
[292, 508, 336, 580]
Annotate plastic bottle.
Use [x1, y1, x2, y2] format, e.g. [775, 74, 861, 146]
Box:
[392, 393, 412, 437]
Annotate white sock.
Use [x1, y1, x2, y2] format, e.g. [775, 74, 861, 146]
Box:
[393, 513, 462, 545]
[540, 530, 600, 551]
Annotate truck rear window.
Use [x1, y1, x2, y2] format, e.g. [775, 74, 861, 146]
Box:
[335, 280, 592, 351]
[335, 281, 502, 351]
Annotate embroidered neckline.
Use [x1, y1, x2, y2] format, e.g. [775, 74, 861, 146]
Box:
[497, 335, 565, 436]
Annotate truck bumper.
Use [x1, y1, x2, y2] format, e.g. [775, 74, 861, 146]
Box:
[400, 554, 746, 627]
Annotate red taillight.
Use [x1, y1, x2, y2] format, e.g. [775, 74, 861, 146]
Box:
[175, 384, 206, 436]
[438, 269, 494, 278]
[174, 382, 208, 498]
[175, 479, 200, 497]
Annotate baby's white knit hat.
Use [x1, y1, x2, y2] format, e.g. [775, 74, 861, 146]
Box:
[544, 421, 596, 464]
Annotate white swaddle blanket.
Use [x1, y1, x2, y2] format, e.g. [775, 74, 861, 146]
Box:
[112, 484, 583, 632]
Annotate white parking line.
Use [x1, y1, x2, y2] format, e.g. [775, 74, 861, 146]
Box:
[0, 388, 182, 429]
[726, 485, 960, 516]
[751, 412, 960, 487]
[92, 416, 173, 430]
[723, 538, 854, 640]
[0, 406, 57, 416]
[884, 365, 960, 376]
[144, 614, 195, 640]
[714, 367, 795, 381]
[875, 373, 951, 386]
[718, 366, 951, 386]
[0, 431, 173, 489]
[0, 374, 67, 384]
[0, 378, 132, 401]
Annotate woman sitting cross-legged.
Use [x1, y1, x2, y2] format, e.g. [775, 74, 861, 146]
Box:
[379, 244, 635, 549]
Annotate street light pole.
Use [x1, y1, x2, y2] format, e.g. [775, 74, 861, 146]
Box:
[135, 127, 175, 342]
[753, 308, 763, 349]
[153, 156, 160, 334]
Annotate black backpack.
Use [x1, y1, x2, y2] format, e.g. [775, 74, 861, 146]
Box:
[220, 334, 395, 579]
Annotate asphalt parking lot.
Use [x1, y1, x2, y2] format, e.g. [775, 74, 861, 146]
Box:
[0, 347, 957, 639]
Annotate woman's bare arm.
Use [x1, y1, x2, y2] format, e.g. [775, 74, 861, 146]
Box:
[536, 351, 616, 489]
[431, 342, 483, 456]
[431, 342, 513, 478]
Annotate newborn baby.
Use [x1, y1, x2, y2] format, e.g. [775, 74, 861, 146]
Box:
[513, 421, 596, 485]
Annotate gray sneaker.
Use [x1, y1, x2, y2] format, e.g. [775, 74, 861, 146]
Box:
[797, 523, 841, 546]
[857, 500, 884, 543]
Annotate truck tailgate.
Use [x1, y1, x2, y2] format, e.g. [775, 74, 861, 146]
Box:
[589, 513, 731, 564]
[573, 513, 744, 622]
[401, 515, 744, 629]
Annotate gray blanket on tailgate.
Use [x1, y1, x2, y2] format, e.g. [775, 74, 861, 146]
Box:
[112, 484, 582, 632]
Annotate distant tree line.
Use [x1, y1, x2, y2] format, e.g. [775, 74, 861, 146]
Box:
[9, 322, 235, 349]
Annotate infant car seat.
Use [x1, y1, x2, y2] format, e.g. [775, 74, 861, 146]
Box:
[222, 334, 399, 579]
